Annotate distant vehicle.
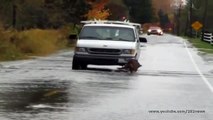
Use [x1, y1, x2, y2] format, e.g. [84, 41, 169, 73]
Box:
[72, 20, 147, 70]
[147, 26, 163, 35]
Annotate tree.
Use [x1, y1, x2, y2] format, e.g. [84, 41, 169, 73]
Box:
[18, 0, 48, 29]
[180, 0, 213, 36]
[85, 0, 110, 20]
[202, 0, 208, 33]
[0, 0, 89, 29]
[0, 0, 48, 29]
[0, 0, 18, 28]
[158, 9, 170, 28]
[44, 0, 89, 26]
[123, 0, 153, 23]
[107, 3, 128, 20]
[152, 0, 173, 14]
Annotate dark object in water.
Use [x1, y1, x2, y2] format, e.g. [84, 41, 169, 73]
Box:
[118, 59, 141, 73]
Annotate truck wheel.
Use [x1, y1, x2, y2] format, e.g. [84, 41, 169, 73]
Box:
[72, 57, 80, 70]
[80, 63, 87, 70]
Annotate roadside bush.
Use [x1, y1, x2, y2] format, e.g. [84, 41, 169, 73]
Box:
[14, 29, 68, 56]
[0, 23, 71, 61]
[0, 28, 23, 61]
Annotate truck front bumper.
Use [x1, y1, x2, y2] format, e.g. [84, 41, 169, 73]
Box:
[73, 54, 136, 66]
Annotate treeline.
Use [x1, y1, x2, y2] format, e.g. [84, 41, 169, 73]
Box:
[0, 0, 157, 29]
[0, 0, 87, 61]
[122, 0, 153, 24]
[0, 0, 89, 29]
[0, 0, 157, 61]
[2, 0, 212, 36]
[175, 0, 213, 36]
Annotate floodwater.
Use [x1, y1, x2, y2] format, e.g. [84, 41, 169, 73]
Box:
[0, 34, 213, 120]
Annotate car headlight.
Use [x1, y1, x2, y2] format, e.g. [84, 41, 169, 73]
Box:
[123, 49, 135, 55]
[75, 47, 87, 52]
[148, 29, 151, 32]
[157, 29, 161, 33]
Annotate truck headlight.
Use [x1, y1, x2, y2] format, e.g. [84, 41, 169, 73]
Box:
[75, 47, 87, 52]
[123, 49, 135, 55]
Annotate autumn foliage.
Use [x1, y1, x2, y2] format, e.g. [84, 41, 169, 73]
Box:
[152, 0, 173, 13]
[85, 0, 110, 20]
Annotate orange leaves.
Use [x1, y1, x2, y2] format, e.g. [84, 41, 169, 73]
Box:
[86, 9, 110, 20]
[85, 0, 110, 20]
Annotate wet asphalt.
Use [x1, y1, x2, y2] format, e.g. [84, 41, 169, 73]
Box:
[0, 34, 213, 120]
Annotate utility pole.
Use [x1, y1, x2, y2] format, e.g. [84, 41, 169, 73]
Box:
[189, 0, 193, 37]
[12, 4, 17, 28]
[177, 1, 183, 36]
[202, 0, 208, 39]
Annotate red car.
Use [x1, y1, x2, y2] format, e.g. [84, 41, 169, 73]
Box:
[147, 26, 163, 35]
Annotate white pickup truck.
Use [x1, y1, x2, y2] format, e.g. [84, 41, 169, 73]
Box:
[72, 20, 147, 70]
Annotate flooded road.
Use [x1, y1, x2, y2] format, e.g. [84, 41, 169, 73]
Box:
[0, 34, 213, 120]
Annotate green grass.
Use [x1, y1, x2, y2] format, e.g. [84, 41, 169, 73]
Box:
[184, 37, 213, 54]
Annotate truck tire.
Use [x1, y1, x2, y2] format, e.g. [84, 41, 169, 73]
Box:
[72, 57, 80, 70]
[80, 63, 87, 70]
[72, 57, 87, 70]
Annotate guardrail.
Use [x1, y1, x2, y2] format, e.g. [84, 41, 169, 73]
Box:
[201, 32, 213, 45]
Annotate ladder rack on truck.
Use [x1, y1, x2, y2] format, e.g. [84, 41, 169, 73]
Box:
[81, 20, 141, 28]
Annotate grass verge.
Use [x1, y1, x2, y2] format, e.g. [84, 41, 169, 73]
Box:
[184, 37, 213, 54]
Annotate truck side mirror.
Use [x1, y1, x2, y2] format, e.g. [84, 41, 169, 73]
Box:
[69, 34, 77, 40]
[68, 34, 77, 44]
[139, 37, 147, 43]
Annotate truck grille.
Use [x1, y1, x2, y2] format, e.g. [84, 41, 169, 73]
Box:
[88, 48, 121, 55]
[151, 30, 157, 33]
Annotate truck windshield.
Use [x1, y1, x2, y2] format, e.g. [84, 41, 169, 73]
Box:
[79, 26, 135, 42]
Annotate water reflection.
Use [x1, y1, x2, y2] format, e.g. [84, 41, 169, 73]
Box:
[0, 79, 70, 113]
[0, 69, 133, 120]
